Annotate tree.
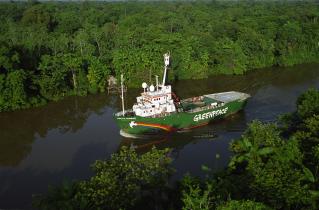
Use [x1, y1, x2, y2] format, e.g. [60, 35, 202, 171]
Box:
[237, 27, 275, 70]
[181, 175, 214, 210]
[0, 69, 28, 111]
[47, 32, 69, 56]
[217, 200, 272, 210]
[209, 38, 248, 75]
[296, 88, 319, 120]
[55, 10, 81, 35]
[73, 29, 95, 57]
[33, 147, 174, 210]
[275, 21, 303, 66]
[21, 4, 52, 29]
[0, 45, 19, 71]
[229, 121, 316, 209]
[280, 88, 319, 199]
[37, 54, 70, 100]
[77, 146, 173, 209]
[62, 53, 85, 94]
[86, 56, 110, 93]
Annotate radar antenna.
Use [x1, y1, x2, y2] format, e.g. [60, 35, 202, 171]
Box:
[162, 52, 170, 86]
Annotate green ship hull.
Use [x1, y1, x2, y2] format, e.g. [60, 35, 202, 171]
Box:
[114, 91, 250, 135]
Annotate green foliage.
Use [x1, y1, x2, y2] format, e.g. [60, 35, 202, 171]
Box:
[199, 93, 319, 209]
[229, 120, 316, 209]
[238, 27, 275, 70]
[33, 146, 173, 210]
[32, 181, 82, 210]
[210, 38, 248, 75]
[229, 121, 280, 169]
[0, 69, 28, 111]
[279, 89, 319, 209]
[21, 4, 52, 29]
[37, 53, 110, 100]
[181, 175, 214, 210]
[77, 146, 173, 209]
[0, 1, 319, 111]
[87, 56, 110, 93]
[0, 45, 20, 70]
[296, 88, 319, 120]
[37, 54, 70, 100]
[314, 145, 319, 161]
[217, 200, 272, 210]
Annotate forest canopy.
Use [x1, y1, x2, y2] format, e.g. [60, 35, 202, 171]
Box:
[0, 1, 318, 111]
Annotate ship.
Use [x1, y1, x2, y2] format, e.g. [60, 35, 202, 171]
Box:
[114, 53, 250, 136]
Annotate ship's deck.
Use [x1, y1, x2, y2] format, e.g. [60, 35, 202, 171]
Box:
[180, 91, 250, 113]
[115, 91, 250, 116]
[204, 91, 250, 103]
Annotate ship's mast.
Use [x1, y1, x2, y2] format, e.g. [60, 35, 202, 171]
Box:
[155, 75, 159, 91]
[162, 53, 170, 86]
[121, 74, 125, 116]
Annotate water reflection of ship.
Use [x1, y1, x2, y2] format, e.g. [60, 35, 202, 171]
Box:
[192, 131, 217, 139]
[119, 129, 220, 157]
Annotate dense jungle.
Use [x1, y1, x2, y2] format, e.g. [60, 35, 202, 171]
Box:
[0, 0, 318, 112]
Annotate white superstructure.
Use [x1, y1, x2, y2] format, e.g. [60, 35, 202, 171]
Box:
[132, 53, 177, 117]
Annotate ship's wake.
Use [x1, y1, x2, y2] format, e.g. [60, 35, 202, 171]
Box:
[119, 129, 166, 139]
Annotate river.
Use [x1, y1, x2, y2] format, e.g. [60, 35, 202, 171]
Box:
[0, 63, 318, 209]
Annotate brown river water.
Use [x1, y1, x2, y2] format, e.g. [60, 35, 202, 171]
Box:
[0, 63, 319, 209]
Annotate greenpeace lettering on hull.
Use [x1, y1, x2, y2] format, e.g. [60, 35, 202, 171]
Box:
[193, 107, 228, 122]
